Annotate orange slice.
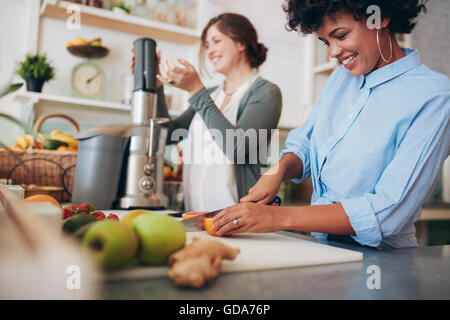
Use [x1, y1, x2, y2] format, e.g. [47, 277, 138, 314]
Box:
[204, 218, 218, 236]
[23, 194, 60, 207]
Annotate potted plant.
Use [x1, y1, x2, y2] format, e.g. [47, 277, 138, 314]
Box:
[16, 54, 55, 93]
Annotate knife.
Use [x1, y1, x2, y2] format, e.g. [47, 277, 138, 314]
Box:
[181, 196, 282, 232]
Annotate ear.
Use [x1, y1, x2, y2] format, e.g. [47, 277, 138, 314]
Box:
[381, 17, 391, 29]
[236, 42, 246, 53]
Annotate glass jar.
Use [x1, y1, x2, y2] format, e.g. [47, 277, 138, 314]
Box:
[175, 0, 187, 27]
[132, 0, 148, 18]
[154, 0, 168, 23]
[87, 0, 103, 8]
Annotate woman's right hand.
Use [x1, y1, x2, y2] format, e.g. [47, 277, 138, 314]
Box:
[131, 48, 163, 88]
[240, 163, 284, 204]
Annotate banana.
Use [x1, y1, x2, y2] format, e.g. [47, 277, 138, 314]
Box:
[14, 135, 30, 149]
[50, 130, 78, 149]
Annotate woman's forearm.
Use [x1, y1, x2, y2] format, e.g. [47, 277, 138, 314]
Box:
[277, 153, 304, 181]
[279, 203, 356, 235]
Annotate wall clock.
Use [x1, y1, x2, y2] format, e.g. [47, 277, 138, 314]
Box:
[71, 61, 105, 100]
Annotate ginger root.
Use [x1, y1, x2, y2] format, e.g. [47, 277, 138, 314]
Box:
[167, 237, 240, 288]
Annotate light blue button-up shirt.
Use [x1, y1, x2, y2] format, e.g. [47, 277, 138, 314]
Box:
[281, 49, 450, 248]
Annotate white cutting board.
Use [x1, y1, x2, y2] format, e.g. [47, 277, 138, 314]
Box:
[105, 231, 363, 281]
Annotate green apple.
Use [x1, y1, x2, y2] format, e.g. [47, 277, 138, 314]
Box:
[132, 214, 186, 265]
[90, 41, 101, 47]
[82, 220, 138, 272]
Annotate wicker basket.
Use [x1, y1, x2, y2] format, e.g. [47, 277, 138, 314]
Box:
[0, 113, 79, 202]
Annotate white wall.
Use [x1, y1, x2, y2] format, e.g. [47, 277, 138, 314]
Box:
[0, 0, 39, 146]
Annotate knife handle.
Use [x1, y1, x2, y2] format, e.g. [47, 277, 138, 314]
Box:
[258, 196, 281, 206]
[269, 196, 282, 206]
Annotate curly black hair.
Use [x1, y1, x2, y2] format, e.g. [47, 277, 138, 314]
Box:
[283, 0, 427, 34]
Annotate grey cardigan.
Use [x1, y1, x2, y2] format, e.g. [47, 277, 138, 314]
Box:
[156, 76, 282, 199]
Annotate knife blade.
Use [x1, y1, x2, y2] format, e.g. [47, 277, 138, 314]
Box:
[181, 196, 281, 232]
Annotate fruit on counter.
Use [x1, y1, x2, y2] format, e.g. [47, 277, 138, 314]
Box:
[63, 207, 74, 220]
[204, 218, 218, 237]
[90, 41, 101, 47]
[63, 203, 94, 217]
[132, 214, 186, 265]
[181, 211, 207, 220]
[62, 202, 120, 222]
[82, 220, 138, 272]
[108, 213, 120, 222]
[167, 237, 240, 288]
[93, 211, 106, 221]
[121, 209, 153, 228]
[79, 202, 95, 214]
[62, 214, 97, 235]
[182, 211, 206, 230]
[23, 194, 60, 208]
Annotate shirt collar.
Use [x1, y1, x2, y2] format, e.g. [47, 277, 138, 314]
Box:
[359, 49, 421, 89]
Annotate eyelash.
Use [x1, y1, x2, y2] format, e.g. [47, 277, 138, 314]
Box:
[205, 39, 221, 49]
[337, 33, 349, 40]
[321, 32, 349, 46]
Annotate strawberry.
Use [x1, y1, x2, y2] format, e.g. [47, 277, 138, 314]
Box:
[108, 213, 119, 222]
[79, 203, 95, 214]
[63, 208, 74, 220]
[93, 211, 106, 221]
[70, 204, 79, 214]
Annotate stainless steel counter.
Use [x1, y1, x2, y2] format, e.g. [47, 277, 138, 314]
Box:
[101, 231, 450, 300]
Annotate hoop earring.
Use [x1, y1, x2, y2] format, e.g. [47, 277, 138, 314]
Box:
[377, 29, 393, 63]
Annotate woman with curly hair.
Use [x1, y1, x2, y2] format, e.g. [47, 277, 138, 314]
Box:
[212, 0, 450, 249]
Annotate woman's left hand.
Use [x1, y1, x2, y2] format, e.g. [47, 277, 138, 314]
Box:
[212, 202, 282, 237]
[157, 58, 204, 96]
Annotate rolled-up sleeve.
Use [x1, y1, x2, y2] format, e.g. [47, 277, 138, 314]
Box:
[280, 122, 315, 184]
[341, 94, 450, 247]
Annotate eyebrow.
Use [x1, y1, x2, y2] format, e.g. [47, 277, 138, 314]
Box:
[205, 35, 221, 44]
[318, 27, 346, 42]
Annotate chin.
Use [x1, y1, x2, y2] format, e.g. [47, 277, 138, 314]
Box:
[213, 66, 226, 75]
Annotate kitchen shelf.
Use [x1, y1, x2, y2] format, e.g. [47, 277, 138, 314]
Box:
[40, 0, 201, 45]
[15, 91, 131, 112]
[15, 90, 183, 117]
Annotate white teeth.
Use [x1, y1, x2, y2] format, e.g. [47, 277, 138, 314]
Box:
[343, 54, 357, 65]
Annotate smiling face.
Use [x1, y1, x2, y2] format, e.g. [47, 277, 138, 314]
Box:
[317, 10, 390, 76]
[204, 24, 246, 75]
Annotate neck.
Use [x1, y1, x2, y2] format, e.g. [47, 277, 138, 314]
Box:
[224, 62, 253, 93]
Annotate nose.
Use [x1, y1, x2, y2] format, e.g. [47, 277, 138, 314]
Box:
[328, 42, 343, 60]
[207, 46, 216, 60]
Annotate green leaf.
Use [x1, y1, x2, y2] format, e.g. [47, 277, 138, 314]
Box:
[0, 83, 23, 98]
[43, 139, 68, 150]
[16, 53, 55, 82]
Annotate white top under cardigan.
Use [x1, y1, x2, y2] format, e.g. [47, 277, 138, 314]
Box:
[183, 71, 259, 211]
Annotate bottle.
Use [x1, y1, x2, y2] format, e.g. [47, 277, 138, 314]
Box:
[132, 0, 148, 18]
[154, 0, 168, 23]
[122, 73, 133, 105]
[175, 0, 187, 27]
